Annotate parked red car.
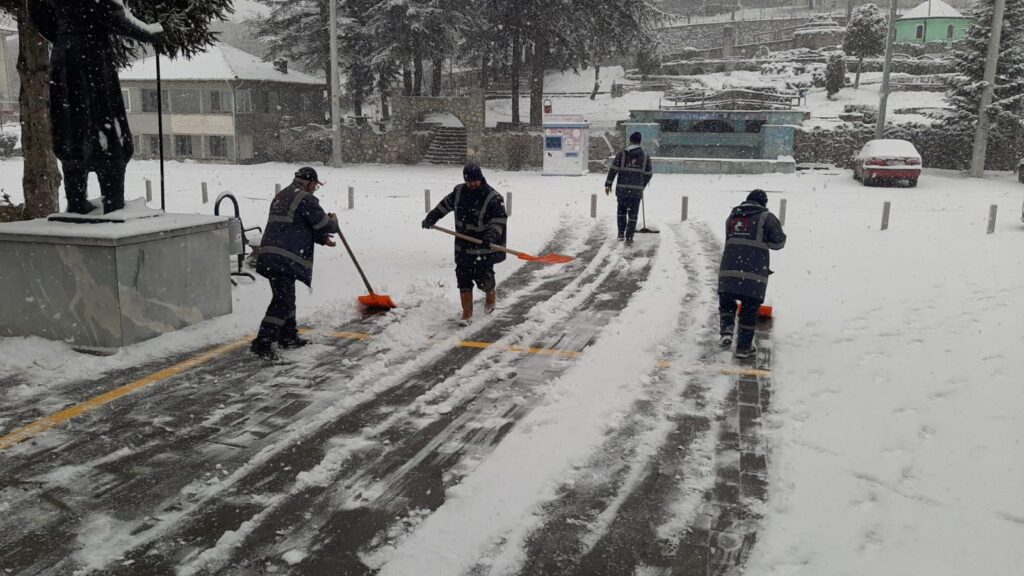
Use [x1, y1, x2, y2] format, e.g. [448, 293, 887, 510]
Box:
[852, 139, 922, 187]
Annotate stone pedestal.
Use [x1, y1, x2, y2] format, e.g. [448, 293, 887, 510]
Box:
[0, 213, 232, 353]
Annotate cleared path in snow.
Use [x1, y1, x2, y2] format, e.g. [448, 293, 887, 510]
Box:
[0, 222, 778, 576]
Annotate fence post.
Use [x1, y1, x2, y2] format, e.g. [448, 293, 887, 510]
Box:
[779, 198, 787, 226]
[506, 192, 512, 216]
[987, 204, 998, 234]
[275, 183, 281, 194]
[145, 179, 152, 202]
[681, 196, 689, 222]
[201, 182, 208, 204]
[590, 194, 597, 218]
[424, 189, 430, 213]
[881, 201, 891, 231]
[348, 186, 355, 210]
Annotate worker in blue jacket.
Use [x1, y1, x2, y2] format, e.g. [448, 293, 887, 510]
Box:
[422, 163, 508, 325]
[251, 167, 340, 359]
[718, 189, 786, 358]
[605, 131, 653, 245]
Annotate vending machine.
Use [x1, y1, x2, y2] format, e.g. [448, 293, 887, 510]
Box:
[542, 115, 590, 176]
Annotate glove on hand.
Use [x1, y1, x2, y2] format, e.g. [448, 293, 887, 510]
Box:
[421, 218, 433, 229]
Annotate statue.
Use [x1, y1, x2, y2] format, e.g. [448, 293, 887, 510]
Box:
[28, 0, 165, 215]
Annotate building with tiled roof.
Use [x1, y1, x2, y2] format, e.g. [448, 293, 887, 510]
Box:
[119, 43, 325, 163]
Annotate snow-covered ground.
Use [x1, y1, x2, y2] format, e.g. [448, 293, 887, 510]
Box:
[1, 157, 1023, 575]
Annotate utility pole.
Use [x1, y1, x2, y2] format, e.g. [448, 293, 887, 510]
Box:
[876, 0, 898, 138]
[970, 0, 1006, 177]
[329, 0, 343, 167]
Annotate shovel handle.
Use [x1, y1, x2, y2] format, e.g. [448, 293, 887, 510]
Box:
[337, 228, 376, 294]
[430, 225, 524, 258]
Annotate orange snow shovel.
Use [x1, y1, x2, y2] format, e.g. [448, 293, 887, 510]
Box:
[738, 302, 774, 318]
[336, 229, 396, 312]
[431, 226, 575, 264]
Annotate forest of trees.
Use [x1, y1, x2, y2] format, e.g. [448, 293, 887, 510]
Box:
[253, 0, 658, 125]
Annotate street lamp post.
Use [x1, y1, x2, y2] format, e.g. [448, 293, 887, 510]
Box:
[329, 0, 343, 167]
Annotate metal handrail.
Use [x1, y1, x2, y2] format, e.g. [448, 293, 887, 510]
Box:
[214, 192, 260, 284]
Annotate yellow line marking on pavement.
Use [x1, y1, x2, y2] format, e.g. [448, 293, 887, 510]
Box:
[457, 340, 581, 358]
[2, 329, 770, 451]
[0, 337, 253, 451]
[332, 331, 372, 340]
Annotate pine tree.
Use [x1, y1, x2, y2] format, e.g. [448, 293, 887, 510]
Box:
[826, 52, 846, 99]
[944, 0, 1024, 134]
[843, 3, 886, 89]
[119, 0, 234, 64]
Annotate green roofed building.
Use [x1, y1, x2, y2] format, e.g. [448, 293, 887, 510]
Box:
[895, 0, 974, 45]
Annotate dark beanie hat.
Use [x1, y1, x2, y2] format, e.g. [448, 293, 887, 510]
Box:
[463, 162, 484, 182]
[629, 131, 642, 144]
[746, 189, 768, 207]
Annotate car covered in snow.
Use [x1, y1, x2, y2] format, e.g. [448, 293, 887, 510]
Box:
[852, 139, 922, 187]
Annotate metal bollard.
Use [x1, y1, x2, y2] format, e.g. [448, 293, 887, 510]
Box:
[201, 182, 208, 204]
[881, 201, 891, 231]
[779, 198, 787, 226]
[348, 186, 355, 210]
[506, 192, 512, 216]
[145, 179, 152, 202]
[681, 196, 689, 222]
[591, 194, 597, 218]
[275, 183, 281, 194]
[987, 204, 998, 234]
[424, 189, 431, 213]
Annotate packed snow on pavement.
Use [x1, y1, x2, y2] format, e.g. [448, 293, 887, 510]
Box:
[1, 157, 1023, 575]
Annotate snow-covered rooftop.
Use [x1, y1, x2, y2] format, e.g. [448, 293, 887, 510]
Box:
[120, 42, 323, 85]
[900, 0, 965, 20]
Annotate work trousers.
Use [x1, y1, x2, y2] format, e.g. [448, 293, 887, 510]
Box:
[256, 275, 299, 344]
[719, 291, 762, 350]
[616, 193, 642, 239]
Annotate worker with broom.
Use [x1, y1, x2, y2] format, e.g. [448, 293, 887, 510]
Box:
[605, 131, 653, 246]
[250, 167, 340, 360]
[718, 189, 786, 359]
[422, 163, 508, 326]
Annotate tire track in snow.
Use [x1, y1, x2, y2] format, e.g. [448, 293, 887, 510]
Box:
[494, 222, 728, 576]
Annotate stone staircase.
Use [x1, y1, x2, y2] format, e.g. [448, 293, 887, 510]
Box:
[423, 126, 467, 164]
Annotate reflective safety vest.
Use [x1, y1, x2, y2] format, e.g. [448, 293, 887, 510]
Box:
[425, 182, 508, 266]
[718, 202, 787, 301]
[256, 181, 339, 286]
[605, 145, 653, 197]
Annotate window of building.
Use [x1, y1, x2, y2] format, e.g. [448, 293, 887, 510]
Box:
[141, 89, 169, 112]
[208, 135, 229, 158]
[210, 90, 233, 113]
[916, 25, 924, 39]
[236, 89, 253, 113]
[238, 135, 254, 159]
[121, 88, 131, 112]
[174, 135, 194, 157]
[255, 90, 278, 113]
[171, 89, 201, 114]
[947, 25, 955, 39]
[146, 135, 161, 155]
[659, 119, 680, 132]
